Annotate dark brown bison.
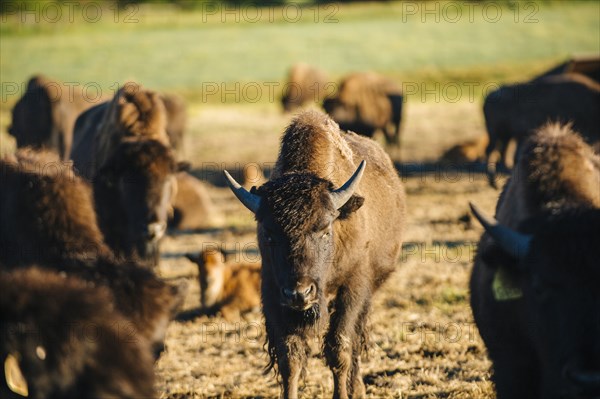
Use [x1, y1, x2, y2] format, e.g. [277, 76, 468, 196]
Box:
[470, 123, 600, 399]
[71, 83, 184, 266]
[323, 72, 403, 147]
[168, 172, 225, 230]
[0, 267, 156, 399]
[224, 110, 406, 398]
[0, 148, 185, 359]
[161, 93, 187, 152]
[281, 63, 330, 112]
[534, 55, 600, 83]
[7, 75, 99, 160]
[483, 73, 600, 187]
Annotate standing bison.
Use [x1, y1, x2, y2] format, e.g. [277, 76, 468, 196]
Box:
[483, 73, 600, 187]
[224, 110, 406, 398]
[71, 83, 184, 266]
[8, 75, 98, 160]
[323, 72, 403, 147]
[470, 123, 600, 399]
[281, 63, 329, 112]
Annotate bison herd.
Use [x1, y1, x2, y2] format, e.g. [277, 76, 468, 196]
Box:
[1, 56, 599, 399]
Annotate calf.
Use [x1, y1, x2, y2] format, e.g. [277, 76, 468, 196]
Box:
[470, 123, 600, 399]
[0, 267, 156, 399]
[225, 110, 405, 398]
[186, 248, 261, 320]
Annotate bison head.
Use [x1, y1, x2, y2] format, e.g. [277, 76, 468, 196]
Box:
[224, 161, 365, 315]
[94, 139, 185, 267]
[471, 203, 600, 398]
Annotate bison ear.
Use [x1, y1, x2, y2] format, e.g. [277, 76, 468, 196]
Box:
[337, 195, 364, 220]
[177, 161, 191, 172]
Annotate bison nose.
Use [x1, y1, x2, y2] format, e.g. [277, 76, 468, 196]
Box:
[145, 222, 166, 241]
[281, 283, 317, 306]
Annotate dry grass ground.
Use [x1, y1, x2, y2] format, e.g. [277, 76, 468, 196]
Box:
[143, 100, 504, 398]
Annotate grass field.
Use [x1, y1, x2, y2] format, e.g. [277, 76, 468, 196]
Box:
[1, 0, 599, 106]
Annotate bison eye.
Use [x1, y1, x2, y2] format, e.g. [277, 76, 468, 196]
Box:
[322, 232, 330, 239]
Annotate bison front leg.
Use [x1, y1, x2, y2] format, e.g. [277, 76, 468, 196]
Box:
[325, 286, 369, 399]
[271, 332, 308, 399]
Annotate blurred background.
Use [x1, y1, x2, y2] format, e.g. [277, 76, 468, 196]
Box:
[1, 0, 598, 164]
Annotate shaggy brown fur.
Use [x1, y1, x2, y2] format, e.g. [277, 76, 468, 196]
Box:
[0, 148, 186, 359]
[71, 83, 182, 266]
[161, 93, 187, 152]
[0, 148, 110, 267]
[0, 267, 156, 399]
[244, 110, 406, 398]
[323, 72, 403, 146]
[186, 249, 261, 320]
[168, 172, 225, 230]
[281, 64, 330, 112]
[471, 123, 600, 399]
[8, 75, 99, 160]
[440, 134, 489, 164]
[483, 73, 600, 187]
[70, 82, 170, 179]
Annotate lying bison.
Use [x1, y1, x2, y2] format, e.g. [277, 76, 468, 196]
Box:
[8, 75, 98, 160]
[71, 83, 185, 266]
[470, 123, 600, 399]
[281, 63, 330, 112]
[186, 248, 261, 320]
[0, 267, 156, 399]
[225, 110, 406, 398]
[483, 73, 600, 187]
[168, 172, 225, 231]
[0, 148, 185, 359]
[323, 72, 403, 147]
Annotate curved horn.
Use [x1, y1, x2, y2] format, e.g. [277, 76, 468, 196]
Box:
[469, 202, 532, 259]
[223, 170, 261, 214]
[330, 160, 366, 209]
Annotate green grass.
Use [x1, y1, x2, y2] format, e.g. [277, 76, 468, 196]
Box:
[0, 1, 598, 107]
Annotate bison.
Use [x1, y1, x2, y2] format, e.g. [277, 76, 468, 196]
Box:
[323, 72, 403, 147]
[224, 110, 406, 398]
[0, 267, 156, 399]
[71, 83, 185, 266]
[470, 123, 600, 399]
[440, 134, 488, 165]
[168, 172, 225, 231]
[161, 93, 187, 153]
[186, 248, 261, 320]
[483, 73, 600, 187]
[0, 148, 185, 359]
[281, 63, 330, 112]
[7, 75, 98, 160]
